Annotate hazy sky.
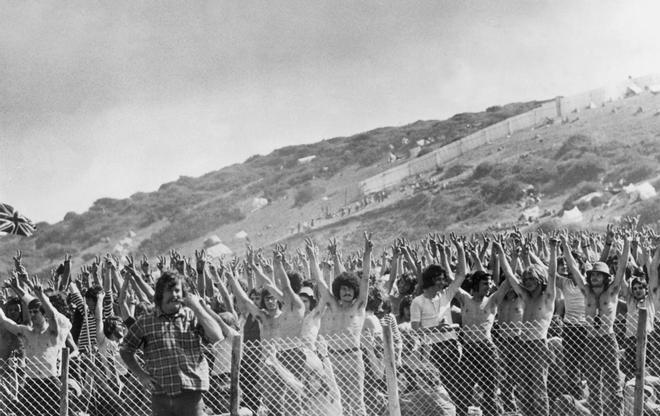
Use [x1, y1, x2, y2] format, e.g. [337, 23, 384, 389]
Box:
[2, 0, 660, 223]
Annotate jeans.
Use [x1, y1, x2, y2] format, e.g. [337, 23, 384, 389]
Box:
[151, 390, 205, 416]
[457, 339, 503, 416]
[497, 335, 523, 414]
[584, 333, 623, 416]
[518, 339, 550, 416]
[429, 339, 462, 413]
[329, 348, 366, 416]
[562, 322, 588, 399]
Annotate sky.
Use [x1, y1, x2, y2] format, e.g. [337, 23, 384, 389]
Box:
[2, 0, 660, 224]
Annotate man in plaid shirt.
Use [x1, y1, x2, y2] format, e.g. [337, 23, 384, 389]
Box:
[120, 271, 223, 416]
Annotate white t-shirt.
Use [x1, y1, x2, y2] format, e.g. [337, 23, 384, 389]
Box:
[211, 335, 234, 376]
[98, 335, 128, 376]
[410, 292, 457, 344]
[20, 312, 72, 378]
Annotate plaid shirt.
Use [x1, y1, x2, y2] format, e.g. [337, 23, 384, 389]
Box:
[120, 306, 209, 396]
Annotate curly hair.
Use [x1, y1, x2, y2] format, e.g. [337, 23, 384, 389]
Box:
[421, 265, 446, 290]
[396, 272, 417, 296]
[365, 286, 384, 312]
[286, 272, 303, 294]
[468, 271, 493, 294]
[332, 271, 360, 302]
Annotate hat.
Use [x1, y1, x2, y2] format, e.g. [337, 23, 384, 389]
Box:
[587, 261, 611, 277]
[299, 286, 315, 299]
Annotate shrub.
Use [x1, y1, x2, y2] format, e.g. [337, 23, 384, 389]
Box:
[481, 178, 525, 204]
[443, 164, 470, 180]
[562, 182, 603, 210]
[293, 185, 315, 207]
[555, 155, 605, 190]
[554, 134, 595, 160]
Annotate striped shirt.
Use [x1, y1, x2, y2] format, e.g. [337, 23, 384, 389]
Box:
[120, 306, 209, 396]
[76, 293, 113, 353]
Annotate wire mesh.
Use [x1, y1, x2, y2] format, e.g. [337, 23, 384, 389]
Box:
[2, 313, 657, 416]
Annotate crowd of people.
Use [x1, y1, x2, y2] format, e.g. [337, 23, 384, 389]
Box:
[1, 217, 660, 416]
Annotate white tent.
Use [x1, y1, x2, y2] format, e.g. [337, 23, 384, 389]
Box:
[561, 207, 583, 224]
[649, 85, 660, 94]
[251, 197, 268, 212]
[297, 155, 316, 164]
[235, 230, 248, 239]
[624, 182, 656, 201]
[204, 235, 222, 248]
[205, 243, 233, 258]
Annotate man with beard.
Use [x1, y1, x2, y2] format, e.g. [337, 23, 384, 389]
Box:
[119, 271, 223, 416]
[561, 229, 631, 416]
[493, 235, 557, 416]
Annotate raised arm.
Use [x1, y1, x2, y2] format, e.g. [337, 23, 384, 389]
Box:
[94, 289, 107, 344]
[560, 233, 586, 291]
[493, 240, 524, 297]
[274, 248, 304, 310]
[225, 266, 262, 317]
[611, 234, 631, 292]
[546, 237, 558, 300]
[358, 232, 373, 306]
[446, 233, 467, 297]
[34, 283, 65, 338]
[599, 224, 615, 262]
[649, 241, 660, 299]
[328, 238, 346, 276]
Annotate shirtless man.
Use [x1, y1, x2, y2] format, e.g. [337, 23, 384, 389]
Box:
[494, 249, 526, 414]
[454, 241, 509, 416]
[494, 235, 557, 416]
[317, 232, 372, 416]
[562, 229, 630, 416]
[226, 248, 306, 416]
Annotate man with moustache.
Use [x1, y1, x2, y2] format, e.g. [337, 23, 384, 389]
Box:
[119, 271, 223, 416]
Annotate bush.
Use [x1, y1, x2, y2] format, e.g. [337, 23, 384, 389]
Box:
[562, 182, 603, 210]
[554, 134, 595, 160]
[481, 178, 525, 204]
[443, 164, 470, 180]
[555, 155, 605, 190]
[293, 185, 315, 207]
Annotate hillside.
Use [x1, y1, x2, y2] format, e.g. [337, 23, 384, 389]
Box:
[3, 90, 660, 273]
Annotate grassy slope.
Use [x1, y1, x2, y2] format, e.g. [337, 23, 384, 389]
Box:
[3, 94, 660, 273]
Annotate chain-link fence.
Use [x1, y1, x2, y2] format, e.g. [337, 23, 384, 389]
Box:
[1, 312, 656, 416]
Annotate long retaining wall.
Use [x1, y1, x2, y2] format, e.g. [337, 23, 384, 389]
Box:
[359, 74, 660, 194]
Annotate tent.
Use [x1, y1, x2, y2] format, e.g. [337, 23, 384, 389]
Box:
[649, 85, 660, 94]
[561, 207, 583, 224]
[297, 155, 316, 164]
[251, 197, 268, 212]
[623, 182, 656, 201]
[205, 243, 233, 258]
[235, 230, 248, 239]
[204, 235, 222, 248]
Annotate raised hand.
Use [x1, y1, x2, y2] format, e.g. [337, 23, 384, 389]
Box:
[140, 255, 150, 275]
[327, 238, 339, 256]
[156, 255, 167, 272]
[364, 231, 373, 253]
[194, 249, 207, 274]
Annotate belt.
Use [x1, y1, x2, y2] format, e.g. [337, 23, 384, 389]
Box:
[328, 346, 360, 355]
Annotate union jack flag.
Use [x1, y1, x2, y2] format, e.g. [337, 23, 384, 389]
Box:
[0, 203, 36, 236]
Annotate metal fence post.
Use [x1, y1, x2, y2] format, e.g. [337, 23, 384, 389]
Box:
[60, 347, 70, 416]
[230, 333, 244, 416]
[633, 308, 648, 416]
[382, 324, 401, 416]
